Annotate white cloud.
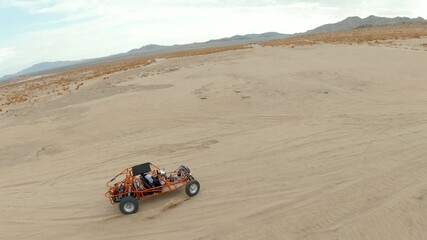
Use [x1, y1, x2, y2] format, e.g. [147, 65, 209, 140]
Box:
[0, 48, 15, 63]
[414, 0, 427, 17]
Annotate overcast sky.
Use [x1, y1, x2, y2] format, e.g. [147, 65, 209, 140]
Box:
[0, 0, 426, 77]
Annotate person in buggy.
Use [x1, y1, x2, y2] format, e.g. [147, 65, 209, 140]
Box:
[106, 162, 200, 214]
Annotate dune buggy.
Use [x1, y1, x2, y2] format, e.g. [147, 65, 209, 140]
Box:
[105, 162, 200, 214]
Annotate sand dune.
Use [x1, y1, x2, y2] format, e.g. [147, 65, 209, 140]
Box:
[1, 36, 427, 239]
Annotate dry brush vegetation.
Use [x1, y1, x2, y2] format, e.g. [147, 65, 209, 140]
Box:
[0, 45, 251, 108]
[0, 58, 156, 107]
[260, 23, 427, 46]
[1, 23, 426, 109]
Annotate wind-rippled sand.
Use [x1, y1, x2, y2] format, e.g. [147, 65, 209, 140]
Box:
[1, 41, 427, 240]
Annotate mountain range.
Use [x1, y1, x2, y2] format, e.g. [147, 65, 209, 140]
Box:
[1, 15, 425, 82]
[303, 15, 426, 35]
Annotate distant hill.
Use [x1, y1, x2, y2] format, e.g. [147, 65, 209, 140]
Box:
[302, 15, 426, 35]
[127, 44, 169, 55]
[206, 32, 288, 44]
[2, 15, 425, 82]
[0, 32, 290, 82]
[125, 32, 290, 56]
[15, 60, 89, 76]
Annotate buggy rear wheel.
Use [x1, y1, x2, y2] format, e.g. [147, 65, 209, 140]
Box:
[119, 196, 139, 215]
[185, 180, 200, 196]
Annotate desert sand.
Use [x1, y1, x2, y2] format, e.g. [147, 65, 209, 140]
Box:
[1, 30, 427, 239]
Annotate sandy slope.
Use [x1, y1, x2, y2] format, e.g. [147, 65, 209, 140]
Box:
[1, 42, 427, 240]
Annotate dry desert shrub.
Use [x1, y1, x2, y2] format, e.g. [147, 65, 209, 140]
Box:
[161, 45, 252, 59]
[75, 82, 84, 90]
[0, 59, 157, 106]
[5, 91, 28, 105]
[261, 23, 427, 47]
[0, 44, 253, 106]
[1, 23, 425, 107]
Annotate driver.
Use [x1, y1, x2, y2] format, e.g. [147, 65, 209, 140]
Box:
[144, 173, 154, 185]
[143, 173, 162, 187]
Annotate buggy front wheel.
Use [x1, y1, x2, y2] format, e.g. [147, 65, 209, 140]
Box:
[185, 180, 200, 196]
[119, 196, 139, 215]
